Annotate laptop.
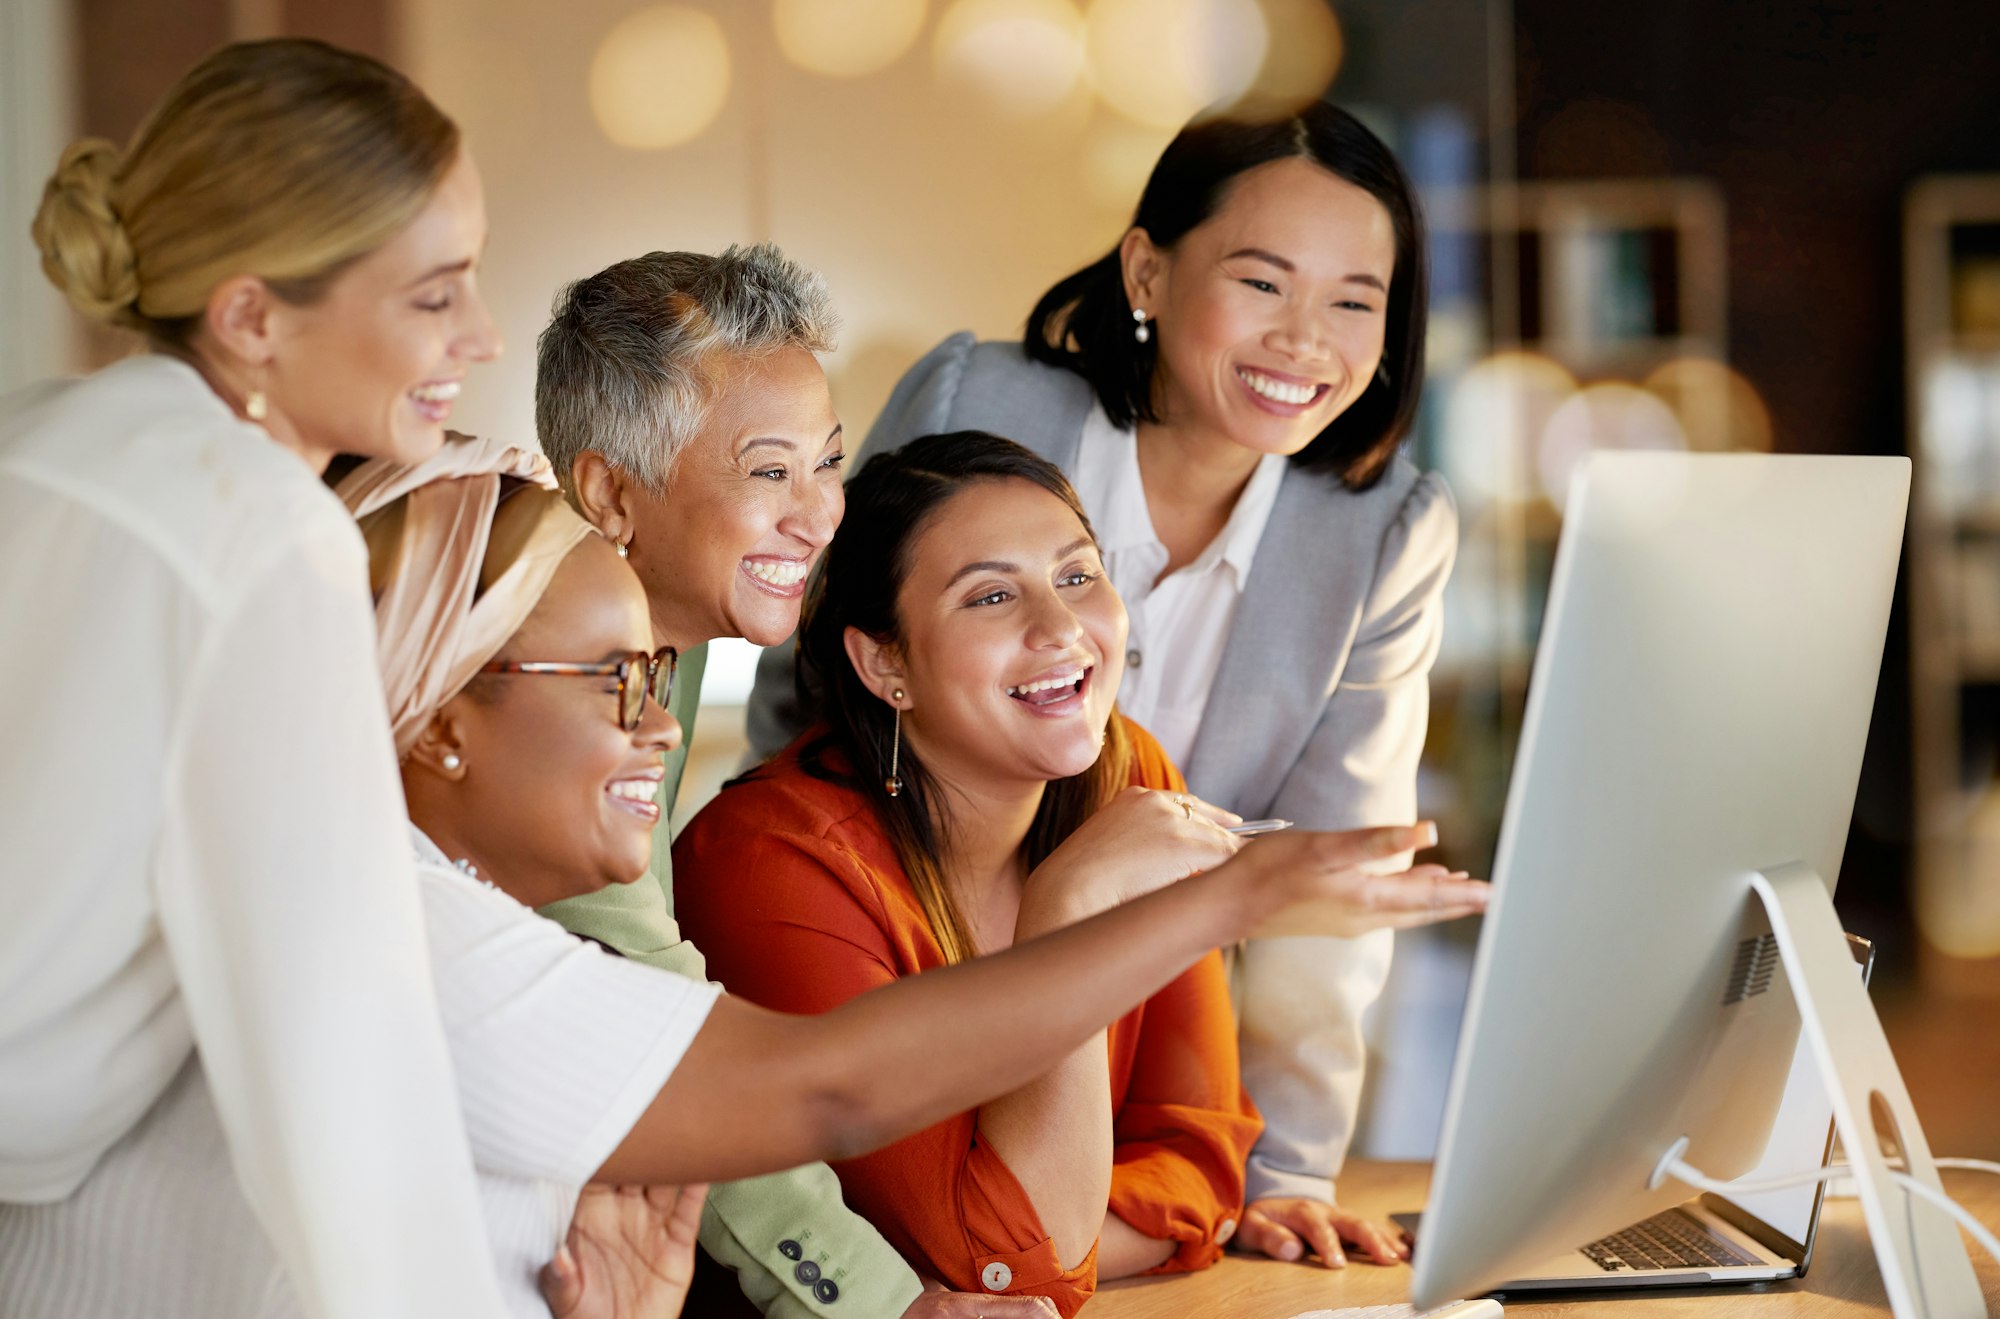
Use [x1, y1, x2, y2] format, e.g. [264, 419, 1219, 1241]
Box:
[1397, 932, 1872, 1294]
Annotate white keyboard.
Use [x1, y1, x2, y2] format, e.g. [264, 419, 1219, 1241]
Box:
[1288, 1301, 1503, 1319]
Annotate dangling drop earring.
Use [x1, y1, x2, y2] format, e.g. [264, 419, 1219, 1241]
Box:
[885, 689, 905, 798]
[245, 388, 269, 422]
[1131, 307, 1151, 345]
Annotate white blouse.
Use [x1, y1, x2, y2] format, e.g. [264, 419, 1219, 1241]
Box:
[408, 827, 720, 1316]
[0, 357, 508, 1316]
[1068, 403, 1289, 767]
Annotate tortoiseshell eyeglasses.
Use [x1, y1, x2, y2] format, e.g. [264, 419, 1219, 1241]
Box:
[480, 645, 677, 731]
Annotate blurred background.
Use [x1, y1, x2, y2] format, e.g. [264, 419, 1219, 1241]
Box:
[5, 0, 1995, 1157]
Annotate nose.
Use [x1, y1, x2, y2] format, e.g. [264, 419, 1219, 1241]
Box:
[780, 467, 842, 551]
[459, 284, 505, 363]
[634, 697, 683, 758]
[1022, 584, 1085, 651]
[1267, 300, 1330, 364]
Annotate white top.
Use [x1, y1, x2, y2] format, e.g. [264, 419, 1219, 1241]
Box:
[408, 827, 721, 1316]
[0, 357, 508, 1317]
[1069, 403, 1289, 767]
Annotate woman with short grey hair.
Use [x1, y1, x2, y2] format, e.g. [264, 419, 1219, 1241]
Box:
[532, 245, 1048, 1318]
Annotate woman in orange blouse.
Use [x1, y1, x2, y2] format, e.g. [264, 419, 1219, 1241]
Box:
[675, 432, 1484, 1315]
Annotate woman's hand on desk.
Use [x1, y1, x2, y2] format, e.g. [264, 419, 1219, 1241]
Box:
[1235, 1196, 1411, 1268]
[538, 1182, 708, 1319]
[902, 1277, 1060, 1317]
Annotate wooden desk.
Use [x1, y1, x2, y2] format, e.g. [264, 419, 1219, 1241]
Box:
[1091, 1160, 2000, 1316]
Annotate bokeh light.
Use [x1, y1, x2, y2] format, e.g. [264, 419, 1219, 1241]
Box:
[1537, 381, 1688, 509]
[1441, 352, 1578, 510]
[1079, 116, 1176, 211]
[589, 6, 732, 150]
[1236, 0, 1342, 114]
[934, 0, 1088, 118]
[775, 0, 928, 78]
[1084, 0, 1269, 129]
[1643, 357, 1773, 453]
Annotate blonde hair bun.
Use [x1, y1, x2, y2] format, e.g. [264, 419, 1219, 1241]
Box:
[32, 138, 143, 327]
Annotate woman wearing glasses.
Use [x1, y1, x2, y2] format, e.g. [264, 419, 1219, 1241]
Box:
[748, 102, 1450, 1270]
[338, 434, 1484, 1318]
[0, 39, 509, 1317]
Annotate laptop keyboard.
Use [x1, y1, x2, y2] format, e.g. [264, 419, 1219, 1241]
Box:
[1581, 1208, 1759, 1271]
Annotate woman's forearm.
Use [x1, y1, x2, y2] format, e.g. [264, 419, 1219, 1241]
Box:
[973, 1039, 1113, 1269]
[1097, 1211, 1176, 1280]
[606, 866, 1252, 1185]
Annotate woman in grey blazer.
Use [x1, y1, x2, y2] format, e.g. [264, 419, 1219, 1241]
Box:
[750, 102, 1455, 1271]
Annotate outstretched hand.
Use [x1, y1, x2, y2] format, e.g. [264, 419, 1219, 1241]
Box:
[1235, 1196, 1411, 1268]
[1226, 822, 1489, 936]
[539, 1182, 708, 1319]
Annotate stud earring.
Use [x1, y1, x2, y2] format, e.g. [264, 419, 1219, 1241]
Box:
[442, 753, 462, 771]
[1131, 307, 1151, 345]
[885, 689, 905, 798]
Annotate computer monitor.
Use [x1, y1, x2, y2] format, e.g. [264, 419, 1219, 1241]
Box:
[1409, 452, 1979, 1315]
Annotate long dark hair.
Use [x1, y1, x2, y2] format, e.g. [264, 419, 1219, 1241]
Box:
[1025, 102, 1428, 490]
[789, 431, 1132, 965]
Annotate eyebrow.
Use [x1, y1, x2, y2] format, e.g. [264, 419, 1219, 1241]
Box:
[1222, 247, 1387, 292]
[942, 537, 1096, 588]
[741, 423, 843, 457]
[406, 257, 473, 288]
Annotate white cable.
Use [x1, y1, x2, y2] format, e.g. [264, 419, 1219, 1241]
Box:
[1659, 1151, 2000, 1270]
[1889, 1171, 2000, 1272]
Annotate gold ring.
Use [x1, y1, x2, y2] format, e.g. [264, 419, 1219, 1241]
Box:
[1174, 793, 1193, 821]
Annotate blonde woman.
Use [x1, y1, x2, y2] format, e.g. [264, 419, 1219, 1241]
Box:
[0, 39, 507, 1317]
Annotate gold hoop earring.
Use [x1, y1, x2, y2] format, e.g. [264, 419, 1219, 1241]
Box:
[885, 689, 905, 797]
[616, 536, 630, 560]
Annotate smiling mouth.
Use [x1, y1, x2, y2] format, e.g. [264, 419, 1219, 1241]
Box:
[605, 775, 662, 822]
[741, 556, 810, 597]
[1006, 665, 1092, 711]
[1236, 367, 1330, 408]
[409, 379, 461, 420]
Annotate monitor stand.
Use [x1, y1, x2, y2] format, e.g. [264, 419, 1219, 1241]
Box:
[1661, 862, 1983, 1317]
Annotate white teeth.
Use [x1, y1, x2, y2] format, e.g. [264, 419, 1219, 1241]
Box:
[1239, 369, 1318, 406]
[745, 559, 808, 586]
[1007, 671, 1083, 697]
[410, 381, 461, 404]
[608, 780, 657, 802]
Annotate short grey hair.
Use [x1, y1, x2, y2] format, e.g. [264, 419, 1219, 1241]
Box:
[535, 243, 839, 492]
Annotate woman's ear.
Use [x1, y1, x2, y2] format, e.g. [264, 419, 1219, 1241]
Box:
[843, 626, 908, 708]
[570, 452, 639, 548]
[1119, 226, 1167, 313]
[406, 709, 471, 781]
[203, 274, 279, 371]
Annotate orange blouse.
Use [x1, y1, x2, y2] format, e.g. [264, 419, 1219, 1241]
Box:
[673, 717, 1261, 1317]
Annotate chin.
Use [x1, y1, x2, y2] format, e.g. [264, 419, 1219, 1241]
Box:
[732, 605, 804, 648]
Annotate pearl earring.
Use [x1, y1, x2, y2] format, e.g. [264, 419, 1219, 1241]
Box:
[245, 390, 268, 421]
[1132, 307, 1151, 345]
[442, 753, 462, 771]
[885, 689, 905, 798]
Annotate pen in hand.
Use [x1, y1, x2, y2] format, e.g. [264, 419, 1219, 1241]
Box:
[1226, 818, 1293, 837]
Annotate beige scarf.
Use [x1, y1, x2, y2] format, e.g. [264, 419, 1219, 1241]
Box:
[336, 434, 594, 757]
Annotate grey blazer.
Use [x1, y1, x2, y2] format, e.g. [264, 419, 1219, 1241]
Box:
[747, 333, 1458, 1203]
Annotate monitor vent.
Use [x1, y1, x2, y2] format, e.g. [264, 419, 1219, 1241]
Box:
[1723, 934, 1780, 1005]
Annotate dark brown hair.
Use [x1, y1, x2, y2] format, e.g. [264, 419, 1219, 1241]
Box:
[790, 431, 1131, 964]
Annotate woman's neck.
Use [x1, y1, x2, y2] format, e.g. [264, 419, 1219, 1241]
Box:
[919, 753, 1045, 908]
[1132, 414, 1264, 577]
[172, 342, 332, 475]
